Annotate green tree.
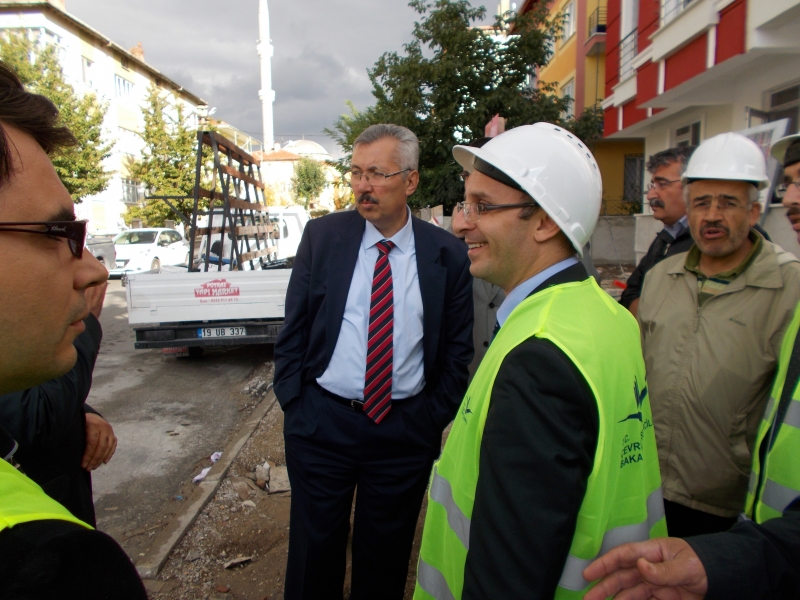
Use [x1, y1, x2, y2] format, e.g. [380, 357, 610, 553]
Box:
[326, 0, 603, 211]
[291, 157, 327, 210]
[0, 31, 112, 201]
[126, 84, 200, 227]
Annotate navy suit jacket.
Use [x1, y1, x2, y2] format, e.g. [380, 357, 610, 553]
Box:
[274, 209, 474, 430]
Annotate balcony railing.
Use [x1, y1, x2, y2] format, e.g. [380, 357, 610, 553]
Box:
[619, 29, 638, 81]
[588, 7, 607, 38]
[661, 0, 697, 26]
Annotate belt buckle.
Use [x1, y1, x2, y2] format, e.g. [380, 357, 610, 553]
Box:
[350, 399, 364, 411]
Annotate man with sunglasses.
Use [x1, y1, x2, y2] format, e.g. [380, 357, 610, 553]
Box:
[0, 61, 146, 597]
[414, 123, 665, 600]
[274, 124, 473, 599]
[620, 146, 696, 316]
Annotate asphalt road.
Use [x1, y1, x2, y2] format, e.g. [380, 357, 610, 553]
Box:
[87, 280, 272, 558]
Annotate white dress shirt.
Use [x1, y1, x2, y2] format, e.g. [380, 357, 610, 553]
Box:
[317, 209, 426, 400]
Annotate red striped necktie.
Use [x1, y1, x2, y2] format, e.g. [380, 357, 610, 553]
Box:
[364, 240, 395, 423]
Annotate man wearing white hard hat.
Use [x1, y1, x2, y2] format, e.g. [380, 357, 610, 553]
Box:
[413, 123, 665, 600]
[637, 132, 800, 539]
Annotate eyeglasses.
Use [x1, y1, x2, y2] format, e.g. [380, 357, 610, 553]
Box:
[347, 168, 411, 187]
[455, 201, 538, 223]
[776, 178, 800, 199]
[688, 198, 750, 214]
[647, 178, 681, 191]
[0, 220, 87, 258]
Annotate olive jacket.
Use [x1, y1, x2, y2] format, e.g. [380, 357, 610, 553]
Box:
[638, 238, 800, 517]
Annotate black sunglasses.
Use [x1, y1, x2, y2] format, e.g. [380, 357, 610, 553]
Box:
[0, 220, 87, 258]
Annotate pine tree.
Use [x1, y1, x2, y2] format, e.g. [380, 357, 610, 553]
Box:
[0, 30, 112, 201]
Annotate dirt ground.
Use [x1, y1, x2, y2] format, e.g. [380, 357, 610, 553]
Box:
[146, 386, 430, 600]
[142, 265, 633, 599]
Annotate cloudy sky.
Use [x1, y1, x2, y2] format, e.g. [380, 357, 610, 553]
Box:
[66, 0, 483, 157]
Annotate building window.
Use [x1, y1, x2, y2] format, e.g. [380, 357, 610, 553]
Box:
[115, 74, 133, 98]
[619, 29, 638, 81]
[121, 178, 143, 204]
[661, 0, 696, 26]
[623, 155, 645, 204]
[562, 79, 575, 119]
[81, 57, 93, 87]
[561, 1, 575, 42]
[674, 121, 701, 147]
[769, 84, 800, 134]
[120, 56, 130, 70]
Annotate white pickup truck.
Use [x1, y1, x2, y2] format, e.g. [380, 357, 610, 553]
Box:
[126, 269, 290, 355]
[125, 206, 308, 356]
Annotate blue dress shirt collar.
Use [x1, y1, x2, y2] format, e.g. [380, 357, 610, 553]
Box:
[496, 257, 579, 327]
[663, 215, 688, 240]
[363, 207, 413, 254]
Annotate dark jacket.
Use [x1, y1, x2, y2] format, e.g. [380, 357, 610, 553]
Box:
[274, 209, 474, 430]
[0, 314, 102, 527]
[463, 263, 599, 599]
[688, 498, 800, 599]
[621, 224, 772, 308]
[620, 227, 693, 308]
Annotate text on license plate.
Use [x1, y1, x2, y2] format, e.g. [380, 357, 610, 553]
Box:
[198, 327, 247, 338]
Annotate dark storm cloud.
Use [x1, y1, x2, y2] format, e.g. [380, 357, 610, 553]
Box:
[65, 0, 423, 155]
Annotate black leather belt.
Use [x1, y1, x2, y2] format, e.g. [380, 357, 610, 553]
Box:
[313, 382, 365, 411]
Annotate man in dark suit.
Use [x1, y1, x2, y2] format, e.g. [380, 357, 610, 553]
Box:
[619, 146, 695, 316]
[274, 124, 474, 600]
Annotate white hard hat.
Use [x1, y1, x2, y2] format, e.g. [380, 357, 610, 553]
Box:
[452, 122, 602, 256]
[771, 133, 800, 167]
[682, 132, 769, 190]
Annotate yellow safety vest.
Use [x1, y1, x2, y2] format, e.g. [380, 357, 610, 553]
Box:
[0, 459, 90, 533]
[746, 302, 800, 523]
[414, 277, 666, 600]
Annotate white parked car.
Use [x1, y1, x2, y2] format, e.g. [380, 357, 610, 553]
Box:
[110, 228, 189, 277]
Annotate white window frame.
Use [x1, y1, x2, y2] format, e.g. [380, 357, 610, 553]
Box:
[561, 1, 576, 43]
[671, 119, 703, 147]
[115, 74, 134, 98]
[562, 78, 576, 119]
[81, 56, 93, 87]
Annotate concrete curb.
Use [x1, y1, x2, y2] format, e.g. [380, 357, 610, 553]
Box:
[136, 388, 278, 579]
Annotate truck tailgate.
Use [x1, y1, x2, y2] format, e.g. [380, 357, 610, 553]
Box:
[126, 270, 289, 325]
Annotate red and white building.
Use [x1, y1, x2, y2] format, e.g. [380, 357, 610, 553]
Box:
[603, 0, 800, 256]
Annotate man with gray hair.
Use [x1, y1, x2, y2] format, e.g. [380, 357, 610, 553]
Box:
[637, 132, 800, 538]
[620, 146, 695, 315]
[275, 124, 473, 599]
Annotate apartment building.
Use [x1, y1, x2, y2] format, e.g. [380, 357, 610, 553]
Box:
[518, 0, 647, 215]
[0, 0, 207, 233]
[603, 0, 800, 256]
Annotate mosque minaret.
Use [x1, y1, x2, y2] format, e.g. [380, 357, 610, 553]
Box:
[257, 0, 275, 149]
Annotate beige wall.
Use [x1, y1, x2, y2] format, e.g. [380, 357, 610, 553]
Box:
[593, 139, 645, 214]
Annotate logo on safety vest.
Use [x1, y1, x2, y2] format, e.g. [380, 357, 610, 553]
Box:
[619, 377, 648, 423]
[461, 395, 473, 424]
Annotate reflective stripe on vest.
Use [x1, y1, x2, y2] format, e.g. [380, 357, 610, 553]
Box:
[557, 488, 665, 590]
[746, 302, 800, 524]
[417, 558, 456, 600]
[414, 278, 666, 600]
[429, 468, 470, 549]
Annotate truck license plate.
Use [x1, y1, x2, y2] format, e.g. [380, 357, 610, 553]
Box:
[198, 326, 247, 338]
